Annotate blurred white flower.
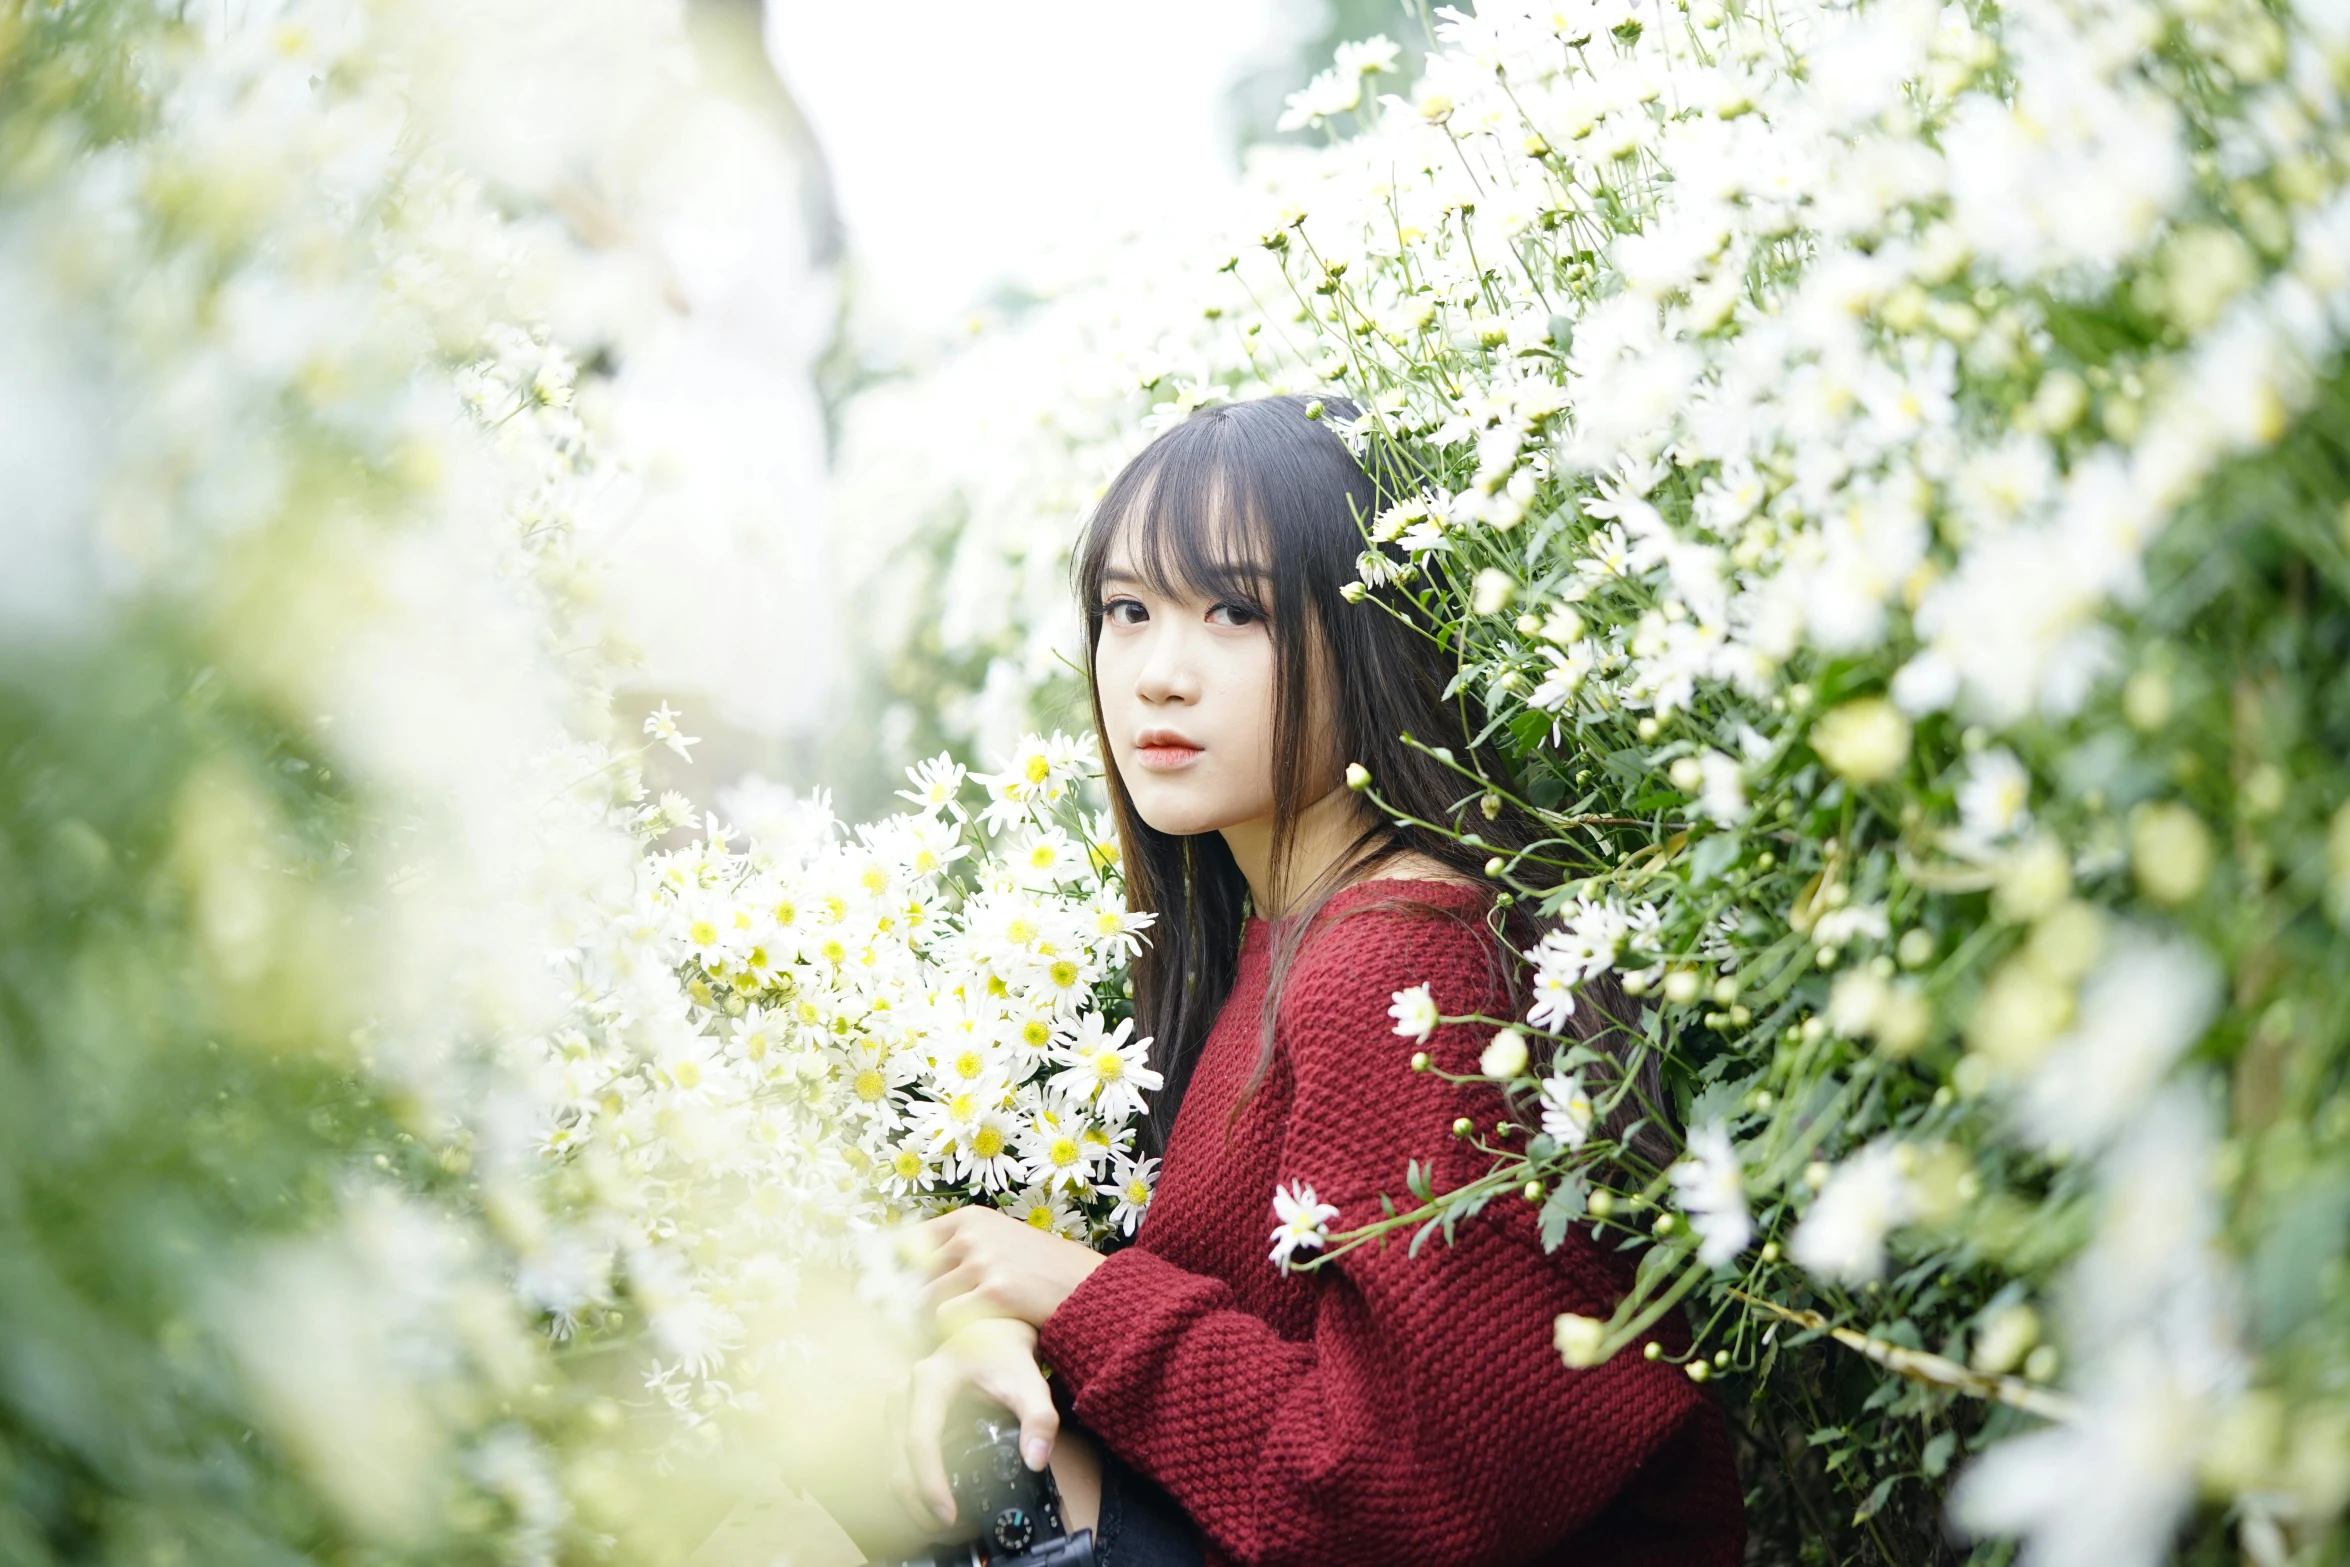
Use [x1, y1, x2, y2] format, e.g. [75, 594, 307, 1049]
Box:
[1670, 1124, 1752, 1267]
[1791, 1141, 1918, 1285]
[2012, 930, 2221, 1153]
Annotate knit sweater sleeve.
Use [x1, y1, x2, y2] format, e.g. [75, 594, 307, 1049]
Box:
[1037, 901, 1719, 1567]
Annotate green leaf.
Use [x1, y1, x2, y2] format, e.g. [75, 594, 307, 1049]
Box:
[1688, 831, 1741, 885]
[1922, 1429, 1957, 1479]
[1538, 1177, 1587, 1252]
[1405, 1158, 1434, 1202]
[1685, 1075, 1746, 1133]
[1854, 1475, 1897, 1522]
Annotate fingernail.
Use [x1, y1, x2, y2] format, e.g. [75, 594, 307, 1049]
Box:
[1024, 1437, 1050, 1469]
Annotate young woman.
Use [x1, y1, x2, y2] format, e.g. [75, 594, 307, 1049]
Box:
[899, 395, 1745, 1565]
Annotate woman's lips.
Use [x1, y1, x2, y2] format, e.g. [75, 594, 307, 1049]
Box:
[1134, 735, 1203, 771]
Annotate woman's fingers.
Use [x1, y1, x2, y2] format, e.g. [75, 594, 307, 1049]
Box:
[883, 1384, 937, 1533]
[904, 1357, 958, 1526]
[906, 1209, 965, 1279]
[971, 1352, 1060, 1473]
[921, 1259, 984, 1314]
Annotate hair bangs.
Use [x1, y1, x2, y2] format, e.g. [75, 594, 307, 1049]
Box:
[1080, 418, 1278, 615]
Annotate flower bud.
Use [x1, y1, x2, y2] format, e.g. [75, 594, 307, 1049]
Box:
[1553, 1312, 1608, 1367]
[1478, 1028, 1529, 1078]
[1345, 762, 1372, 791]
[2130, 801, 2213, 906]
[1811, 698, 1911, 784]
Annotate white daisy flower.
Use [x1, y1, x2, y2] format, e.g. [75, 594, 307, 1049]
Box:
[1269, 1180, 1342, 1272]
[1388, 984, 1441, 1042]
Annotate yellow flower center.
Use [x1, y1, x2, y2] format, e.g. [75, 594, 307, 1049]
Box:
[1047, 1135, 1080, 1169]
[855, 1067, 887, 1103]
[892, 1150, 923, 1178]
[1025, 1205, 1057, 1230]
[688, 919, 719, 948]
[953, 1048, 985, 1079]
[1025, 754, 1051, 785]
[1006, 918, 1037, 945]
[1022, 1020, 1051, 1048]
[1093, 1049, 1124, 1082]
[671, 1059, 702, 1090]
[971, 1124, 1006, 1160]
[1050, 960, 1080, 988]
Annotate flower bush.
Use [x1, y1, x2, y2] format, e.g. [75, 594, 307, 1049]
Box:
[840, 1, 2350, 1560]
[530, 733, 1157, 1431]
[0, 0, 805, 1560]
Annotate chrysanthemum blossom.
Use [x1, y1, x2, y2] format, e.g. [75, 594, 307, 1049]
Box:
[1388, 984, 1440, 1042]
[1269, 1180, 1341, 1271]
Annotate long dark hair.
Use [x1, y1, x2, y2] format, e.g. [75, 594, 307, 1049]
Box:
[1075, 394, 1663, 1161]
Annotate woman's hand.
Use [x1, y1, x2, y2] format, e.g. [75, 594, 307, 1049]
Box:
[898, 1318, 1060, 1530]
[916, 1204, 1108, 1333]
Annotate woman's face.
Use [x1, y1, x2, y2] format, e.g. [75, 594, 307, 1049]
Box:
[1092, 534, 1292, 838]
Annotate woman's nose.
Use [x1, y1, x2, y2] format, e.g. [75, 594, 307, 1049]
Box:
[1134, 629, 1198, 706]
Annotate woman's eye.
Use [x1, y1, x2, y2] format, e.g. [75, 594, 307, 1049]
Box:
[1103, 598, 1148, 626]
[1206, 601, 1261, 628]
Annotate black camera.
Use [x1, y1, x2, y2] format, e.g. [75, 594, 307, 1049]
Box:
[879, 1402, 1097, 1567]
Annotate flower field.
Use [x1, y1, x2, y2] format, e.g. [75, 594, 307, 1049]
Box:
[8, 0, 2350, 1564]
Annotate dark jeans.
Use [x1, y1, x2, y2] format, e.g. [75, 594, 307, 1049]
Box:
[1093, 1445, 1202, 1567]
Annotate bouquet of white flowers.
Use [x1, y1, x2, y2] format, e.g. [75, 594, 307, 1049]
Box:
[533, 732, 1159, 1419]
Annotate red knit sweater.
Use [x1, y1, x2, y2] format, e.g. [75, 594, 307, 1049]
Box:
[1038, 878, 1746, 1567]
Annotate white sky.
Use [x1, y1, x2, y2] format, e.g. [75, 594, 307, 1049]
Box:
[764, 0, 1314, 340]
